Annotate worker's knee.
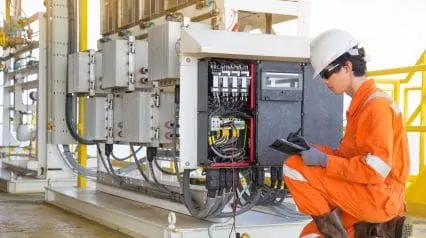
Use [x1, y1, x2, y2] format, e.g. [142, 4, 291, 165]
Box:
[284, 154, 304, 168]
[283, 155, 308, 184]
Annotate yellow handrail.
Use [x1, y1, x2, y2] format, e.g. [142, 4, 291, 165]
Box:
[368, 50, 426, 217]
[368, 51, 426, 174]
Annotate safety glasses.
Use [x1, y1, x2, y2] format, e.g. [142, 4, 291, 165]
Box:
[320, 63, 342, 80]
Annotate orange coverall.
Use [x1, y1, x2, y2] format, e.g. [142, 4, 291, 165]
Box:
[283, 79, 410, 237]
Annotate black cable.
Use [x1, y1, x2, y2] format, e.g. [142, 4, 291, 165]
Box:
[111, 146, 142, 161]
[273, 189, 287, 205]
[97, 144, 185, 202]
[217, 184, 261, 217]
[148, 161, 175, 193]
[106, 154, 116, 175]
[96, 144, 112, 174]
[64, 1, 92, 146]
[183, 169, 215, 219]
[153, 156, 183, 175]
[60, 144, 97, 177]
[65, 93, 95, 145]
[130, 145, 151, 183]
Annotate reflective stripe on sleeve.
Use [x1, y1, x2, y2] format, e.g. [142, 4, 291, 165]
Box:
[365, 154, 391, 178]
[302, 234, 321, 238]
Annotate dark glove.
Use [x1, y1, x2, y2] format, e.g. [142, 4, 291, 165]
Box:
[301, 146, 328, 167]
[287, 130, 310, 150]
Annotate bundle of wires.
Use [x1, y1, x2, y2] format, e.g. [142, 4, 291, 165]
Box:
[209, 121, 246, 162]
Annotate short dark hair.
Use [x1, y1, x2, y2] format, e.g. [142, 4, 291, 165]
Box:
[332, 47, 367, 77]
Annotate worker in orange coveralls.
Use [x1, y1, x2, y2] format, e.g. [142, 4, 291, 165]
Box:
[283, 29, 413, 238]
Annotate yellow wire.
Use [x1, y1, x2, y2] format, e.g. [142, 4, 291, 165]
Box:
[243, 124, 248, 150]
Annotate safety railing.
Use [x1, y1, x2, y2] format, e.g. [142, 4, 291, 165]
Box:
[367, 50, 426, 182]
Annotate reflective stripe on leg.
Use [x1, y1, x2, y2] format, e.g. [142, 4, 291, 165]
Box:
[283, 164, 308, 182]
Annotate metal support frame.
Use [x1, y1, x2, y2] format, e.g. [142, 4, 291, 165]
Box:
[1, 13, 47, 177]
[0, 1, 76, 193]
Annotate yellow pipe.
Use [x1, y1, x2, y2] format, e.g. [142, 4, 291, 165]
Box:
[78, 0, 88, 188]
[406, 104, 421, 125]
[374, 79, 403, 84]
[420, 54, 426, 172]
[408, 175, 417, 183]
[404, 87, 422, 121]
[394, 82, 400, 105]
[406, 87, 422, 91]
[367, 65, 426, 78]
[79, 0, 88, 50]
[404, 89, 409, 120]
[6, 0, 11, 20]
[405, 126, 426, 132]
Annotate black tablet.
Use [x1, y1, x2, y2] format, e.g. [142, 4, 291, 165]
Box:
[269, 138, 309, 155]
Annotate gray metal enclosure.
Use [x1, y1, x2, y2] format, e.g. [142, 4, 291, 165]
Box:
[302, 64, 343, 149]
[256, 62, 343, 166]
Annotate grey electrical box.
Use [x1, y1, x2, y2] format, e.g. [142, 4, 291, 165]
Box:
[102, 39, 148, 89]
[122, 91, 152, 143]
[85, 97, 106, 141]
[94, 52, 108, 94]
[113, 93, 123, 141]
[68, 51, 106, 95]
[148, 21, 181, 81]
[158, 91, 174, 144]
[68, 52, 90, 94]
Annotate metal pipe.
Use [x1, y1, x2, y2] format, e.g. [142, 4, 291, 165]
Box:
[368, 65, 426, 78]
[78, 0, 88, 188]
[394, 82, 400, 106]
[404, 87, 422, 120]
[406, 126, 426, 132]
[406, 104, 421, 126]
[420, 54, 426, 172]
[6, 0, 11, 20]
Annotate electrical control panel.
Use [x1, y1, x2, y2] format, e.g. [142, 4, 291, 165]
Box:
[195, 60, 342, 168]
[197, 59, 255, 167]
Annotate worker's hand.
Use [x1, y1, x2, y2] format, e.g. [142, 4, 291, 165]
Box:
[287, 132, 310, 150]
[301, 146, 328, 167]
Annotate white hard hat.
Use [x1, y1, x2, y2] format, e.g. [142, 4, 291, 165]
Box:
[310, 29, 360, 78]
